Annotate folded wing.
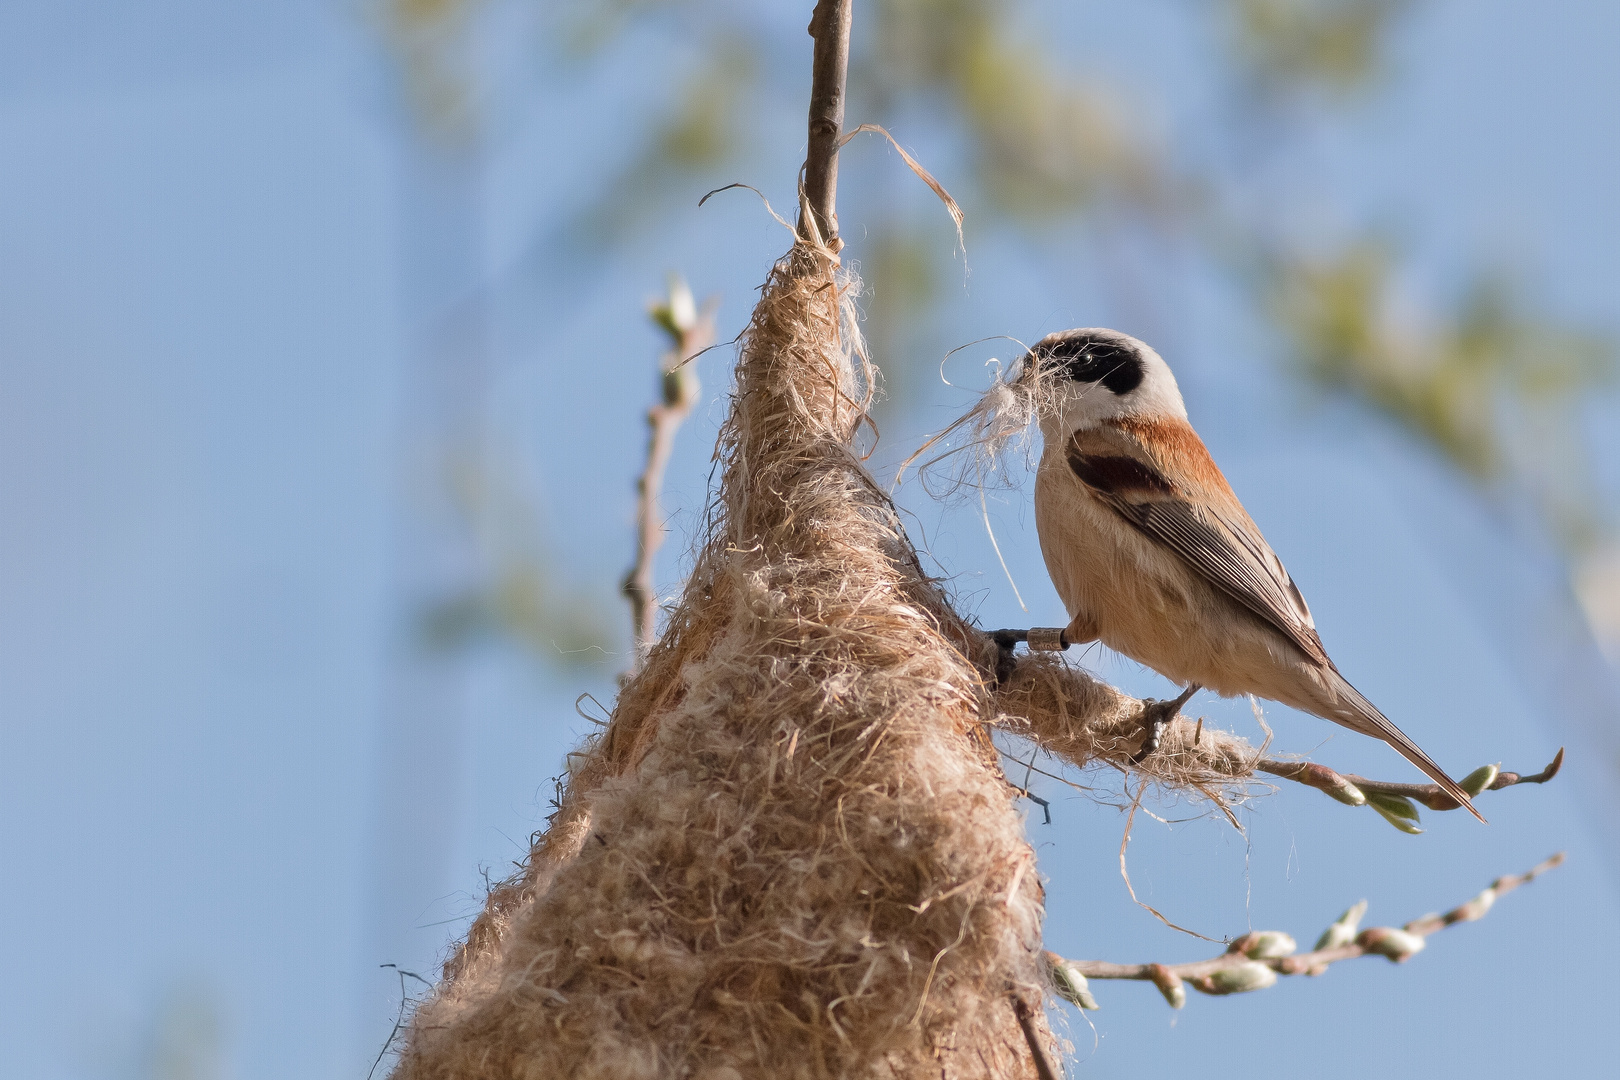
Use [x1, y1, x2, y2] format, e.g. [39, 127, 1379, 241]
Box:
[1065, 426, 1484, 821]
[1064, 435, 1326, 666]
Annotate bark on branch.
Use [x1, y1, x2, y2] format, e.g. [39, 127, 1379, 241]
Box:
[800, 0, 853, 250]
[1048, 853, 1565, 1009]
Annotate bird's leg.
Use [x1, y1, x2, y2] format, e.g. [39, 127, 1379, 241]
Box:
[1130, 683, 1200, 764]
[989, 628, 1070, 685]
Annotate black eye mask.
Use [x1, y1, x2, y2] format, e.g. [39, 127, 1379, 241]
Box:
[1036, 336, 1145, 396]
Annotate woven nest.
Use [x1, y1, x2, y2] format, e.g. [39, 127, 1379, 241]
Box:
[389, 241, 1268, 1080]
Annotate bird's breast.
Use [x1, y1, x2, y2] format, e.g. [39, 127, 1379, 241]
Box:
[1033, 455, 1303, 696]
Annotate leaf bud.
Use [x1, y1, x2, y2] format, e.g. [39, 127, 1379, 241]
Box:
[1196, 962, 1277, 995]
[1241, 931, 1297, 959]
[1295, 762, 1365, 805]
[1459, 764, 1499, 797]
[1148, 963, 1186, 1009]
[1314, 899, 1368, 951]
[1366, 792, 1423, 833]
[1358, 926, 1426, 962]
[1047, 953, 1100, 1010]
[1449, 886, 1497, 924]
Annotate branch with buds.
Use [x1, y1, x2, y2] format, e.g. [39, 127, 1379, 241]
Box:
[1260, 749, 1564, 833]
[991, 648, 1564, 833]
[1046, 853, 1564, 1010]
[621, 276, 716, 672]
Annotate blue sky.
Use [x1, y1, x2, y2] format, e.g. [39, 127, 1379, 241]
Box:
[1, 2, 1616, 1077]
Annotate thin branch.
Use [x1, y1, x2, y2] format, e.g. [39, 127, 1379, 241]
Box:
[369, 964, 432, 1080]
[1261, 748, 1564, 811]
[992, 650, 1564, 833]
[1048, 854, 1564, 1010]
[1010, 995, 1059, 1080]
[801, 0, 853, 250]
[621, 279, 716, 671]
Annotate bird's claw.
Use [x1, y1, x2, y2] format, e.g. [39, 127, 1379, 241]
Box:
[991, 630, 1026, 686]
[1130, 684, 1200, 764]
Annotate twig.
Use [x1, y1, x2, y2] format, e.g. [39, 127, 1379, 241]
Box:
[369, 964, 433, 1080]
[1047, 854, 1564, 1010]
[1260, 748, 1563, 829]
[1010, 995, 1059, 1080]
[991, 650, 1565, 834]
[621, 278, 716, 671]
[801, 0, 853, 250]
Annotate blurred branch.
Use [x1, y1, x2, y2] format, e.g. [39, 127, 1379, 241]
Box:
[1049, 853, 1565, 1010]
[622, 276, 715, 670]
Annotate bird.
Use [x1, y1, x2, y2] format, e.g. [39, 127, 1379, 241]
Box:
[1002, 326, 1484, 821]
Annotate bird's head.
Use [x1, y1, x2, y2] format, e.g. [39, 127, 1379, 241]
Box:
[1022, 328, 1187, 438]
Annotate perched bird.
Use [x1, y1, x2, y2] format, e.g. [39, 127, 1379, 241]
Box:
[1010, 327, 1483, 821]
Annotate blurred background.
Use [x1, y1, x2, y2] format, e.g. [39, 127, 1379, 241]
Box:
[2, 1, 1616, 1076]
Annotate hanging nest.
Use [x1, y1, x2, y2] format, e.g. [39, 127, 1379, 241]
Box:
[388, 241, 1270, 1080]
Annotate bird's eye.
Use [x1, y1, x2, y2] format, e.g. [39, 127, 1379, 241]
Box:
[1036, 336, 1145, 395]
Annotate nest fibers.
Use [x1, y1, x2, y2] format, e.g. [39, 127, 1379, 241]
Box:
[390, 243, 1274, 1080]
[896, 340, 1073, 502]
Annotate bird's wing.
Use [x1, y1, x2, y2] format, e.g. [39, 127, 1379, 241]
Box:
[1065, 428, 1330, 667]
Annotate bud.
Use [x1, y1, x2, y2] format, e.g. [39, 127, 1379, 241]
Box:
[1197, 962, 1278, 995]
[1366, 792, 1423, 834]
[1358, 926, 1426, 962]
[1450, 886, 1497, 924]
[1292, 762, 1365, 805]
[1323, 776, 1367, 806]
[650, 276, 699, 344]
[1314, 899, 1368, 951]
[1047, 954, 1100, 1010]
[666, 275, 697, 333]
[1148, 964, 1186, 1009]
[1241, 931, 1297, 960]
[662, 364, 700, 409]
[1459, 764, 1499, 797]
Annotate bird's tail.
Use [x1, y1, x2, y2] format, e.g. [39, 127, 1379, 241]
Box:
[1324, 670, 1486, 824]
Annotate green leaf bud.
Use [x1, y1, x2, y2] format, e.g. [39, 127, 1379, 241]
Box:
[1366, 792, 1423, 833]
[1314, 899, 1368, 951]
[1459, 764, 1499, 797]
[1047, 955, 1100, 1010]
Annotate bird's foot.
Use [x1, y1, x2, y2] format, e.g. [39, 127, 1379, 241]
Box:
[1130, 683, 1200, 764]
[991, 629, 1026, 686]
[989, 628, 1069, 686]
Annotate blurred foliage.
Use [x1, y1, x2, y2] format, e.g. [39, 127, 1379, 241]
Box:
[1267, 241, 1614, 547]
[419, 447, 610, 665]
[372, 0, 486, 139]
[145, 982, 226, 1080]
[864, 0, 1169, 219]
[1221, 0, 1414, 96]
[375, 0, 1616, 648]
[570, 36, 757, 245]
